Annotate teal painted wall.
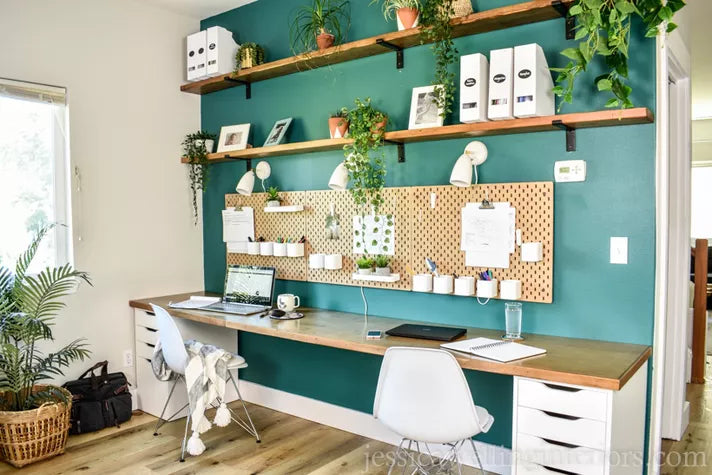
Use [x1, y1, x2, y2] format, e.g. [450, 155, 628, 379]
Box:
[200, 0, 656, 449]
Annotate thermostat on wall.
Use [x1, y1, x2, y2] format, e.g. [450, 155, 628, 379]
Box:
[554, 160, 586, 182]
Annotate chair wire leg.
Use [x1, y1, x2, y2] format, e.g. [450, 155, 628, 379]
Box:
[153, 376, 181, 435]
[388, 438, 407, 475]
[403, 439, 413, 475]
[180, 413, 191, 462]
[469, 438, 485, 475]
[228, 371, 260, 442]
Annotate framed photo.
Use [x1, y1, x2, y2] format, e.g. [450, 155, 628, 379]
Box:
[408, 85, 444, 130]
[217, 124, 251, 152]
[263, 118, 293, 147]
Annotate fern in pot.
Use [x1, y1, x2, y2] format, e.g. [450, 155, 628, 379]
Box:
[0, 225, 91, 467]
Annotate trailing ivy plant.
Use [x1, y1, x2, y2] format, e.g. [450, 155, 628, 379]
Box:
[553, 0, 686, 110]
[419, 0, 457, 119]
[182, 130, 216, 225]
[342, 98, 388, 213]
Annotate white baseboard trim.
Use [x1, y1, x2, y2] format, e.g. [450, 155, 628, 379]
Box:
[239, 380, 512, 474]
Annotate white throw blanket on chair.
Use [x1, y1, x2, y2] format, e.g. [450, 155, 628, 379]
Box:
[152, 339, 234, 456]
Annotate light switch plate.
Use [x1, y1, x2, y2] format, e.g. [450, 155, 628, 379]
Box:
[554, 160, 586, 182]
[610, 237, 628, 264]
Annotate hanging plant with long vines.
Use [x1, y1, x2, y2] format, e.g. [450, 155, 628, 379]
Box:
[553, 0, 686, 110]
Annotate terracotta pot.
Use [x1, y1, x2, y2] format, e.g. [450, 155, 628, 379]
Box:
[316, 32, 335, 50]
[371, 116, 388, 135]
[396, 7, 420, 30]
[329, 117, 350, 139]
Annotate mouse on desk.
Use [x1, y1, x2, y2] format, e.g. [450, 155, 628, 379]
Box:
[269, 309, 285, 318]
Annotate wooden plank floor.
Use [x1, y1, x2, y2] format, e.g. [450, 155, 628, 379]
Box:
[0, 402, 489, 474]
[661, 356, 712, 474]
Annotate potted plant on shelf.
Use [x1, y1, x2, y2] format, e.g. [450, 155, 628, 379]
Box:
[266, 186, 282, 207]
[356, 256, 375, 275]
[290, 0, 350, 53]
[329, 108, 350, 139]
[553, 0, 686, 110]
[374, 255, 391, 275]
[182, 130, 216, 225]
[236, 42, 265, 70]
[343, 97, 388, 213]
[0, 225, 91, 467]
[371, 0, 421, 30]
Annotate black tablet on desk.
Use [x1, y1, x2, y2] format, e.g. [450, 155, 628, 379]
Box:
[386, 324, 466, 342]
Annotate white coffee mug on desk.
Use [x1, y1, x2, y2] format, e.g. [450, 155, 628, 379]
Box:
[277, 294, 300, 312]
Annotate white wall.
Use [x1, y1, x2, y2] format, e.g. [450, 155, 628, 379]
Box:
[0, 0, 203, 384]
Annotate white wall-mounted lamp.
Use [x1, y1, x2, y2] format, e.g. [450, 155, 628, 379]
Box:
[449, 141, 488, 187]
[236, 160, 271, 196]
[328, 161, 349, 191]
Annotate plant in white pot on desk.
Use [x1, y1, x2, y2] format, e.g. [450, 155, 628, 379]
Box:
[265, 186, 282, 207]
[0, 225, 92, 467]
[356, 256, 375, 275]
[374, 254, 391, 276]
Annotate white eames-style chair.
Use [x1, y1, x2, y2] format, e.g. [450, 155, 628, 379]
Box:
[149, 304, 260, 461]
[373, 347, 494, 474]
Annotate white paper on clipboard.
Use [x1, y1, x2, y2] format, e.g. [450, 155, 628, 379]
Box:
[223, 207, 254, 253]
[461, 202, 515, 269]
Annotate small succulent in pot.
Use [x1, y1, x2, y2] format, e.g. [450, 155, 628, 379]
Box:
[329, 107, 350, 139]
[266, 186, 282, 207]
[356, 256, 375, 274]
[374, 254, 391, 275]
[236, 42, 265, 70]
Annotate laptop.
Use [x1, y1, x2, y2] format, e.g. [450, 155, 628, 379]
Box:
[386, 324, 467, 342]
[202, 265, 276, 316]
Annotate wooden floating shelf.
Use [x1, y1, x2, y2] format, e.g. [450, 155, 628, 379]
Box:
[180, 0, 574, 95]
[180, 108, 654, 164]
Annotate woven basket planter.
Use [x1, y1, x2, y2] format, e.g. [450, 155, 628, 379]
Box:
[0, 386, 72, 468]
[451, 0, 473, 17]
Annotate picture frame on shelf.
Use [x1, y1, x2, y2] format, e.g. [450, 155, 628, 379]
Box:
[263, 118, 293, 147]
[408, 85, 444, 130]
[217, 124, 251, 152]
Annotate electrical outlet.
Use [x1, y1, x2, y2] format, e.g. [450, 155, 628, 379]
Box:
[123, 350, 134, 367]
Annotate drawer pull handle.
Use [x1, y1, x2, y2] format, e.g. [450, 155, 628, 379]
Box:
[144, 327, 157, 333]
[541, 465, 579, 475]
[543, 383, 581, 393]
[541, 438, 579, 449]
[542, 410, 581, 421]
[147, 343, 155, 348]
[144, 311, 155, 316]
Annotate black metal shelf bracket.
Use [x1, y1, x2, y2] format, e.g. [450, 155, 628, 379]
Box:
[552, 120, 576, 152]
[376, 39, 404, 69]
[552, 0, 576, 40]
[224, 77, 252, 99]
[384, 140, 406, 163]
[223, 155, 252, 170]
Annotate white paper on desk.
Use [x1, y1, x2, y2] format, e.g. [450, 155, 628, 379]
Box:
[223, 207, 254, 253]
[169, 296, 221, 309]
[460, 202, 515, 253]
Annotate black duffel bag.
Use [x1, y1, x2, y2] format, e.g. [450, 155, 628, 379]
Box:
[62, 361, 132, 435]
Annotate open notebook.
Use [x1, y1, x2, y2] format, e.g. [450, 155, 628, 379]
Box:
[441, 337, 546, 363]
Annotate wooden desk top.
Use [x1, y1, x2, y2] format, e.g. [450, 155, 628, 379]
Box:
[129, 292, 651, 391]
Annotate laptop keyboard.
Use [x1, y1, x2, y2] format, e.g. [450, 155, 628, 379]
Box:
[211, 302, 265, 314]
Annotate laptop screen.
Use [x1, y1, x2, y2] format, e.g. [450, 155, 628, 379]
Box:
[224, 265, 275, 306]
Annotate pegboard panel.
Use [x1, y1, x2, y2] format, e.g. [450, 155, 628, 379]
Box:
[305, 188, 412, 290]
[225, 192, 307, 281]
[408, 182, 553, 303]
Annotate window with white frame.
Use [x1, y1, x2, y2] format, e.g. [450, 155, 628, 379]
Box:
[0, 78, 71, 272]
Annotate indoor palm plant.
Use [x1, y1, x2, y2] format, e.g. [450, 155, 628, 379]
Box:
[553, 0, 686, 109]
[183, 130, 216, 225]
[0, 225, 92, 467]
[290, 0, 350, 53]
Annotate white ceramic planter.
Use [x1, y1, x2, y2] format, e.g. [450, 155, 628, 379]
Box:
[454, 276, 475, 296]
[476, 279, 499, 299]
[287, 242, 304, 257]
[433, 275, 454, 294]
[500, 280, 522, 300]
[357, 268, 373, 275]
[375, 267, 391, 276]
[260, 242, 274, 256]
[325, 254, 342, 270]
[247, 242, 260, 255]
[309, 253, 325, 269]
[266, 200, 281, 207]
[413, 273, 433, 292]
[273, 243, 287, 257]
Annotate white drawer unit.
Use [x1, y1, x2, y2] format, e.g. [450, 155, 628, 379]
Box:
[133, 307, 240, 419]
[513, 362, 648, 475]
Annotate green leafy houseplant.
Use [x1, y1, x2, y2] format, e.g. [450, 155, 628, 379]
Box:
[0, 225, 92, 412]
[419, 0, 457, 119]
[371, 0, 422, 22]
[356, 256, 375, 272]
[343, 98, 388, 213]
[183, 130, 216, 225]
[266, 186, 282, 204]
[290, 0, 350, 53]
[237, 42, 265, 70]
[374, 255, 390, 268]
[553, 0, 686, 109]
